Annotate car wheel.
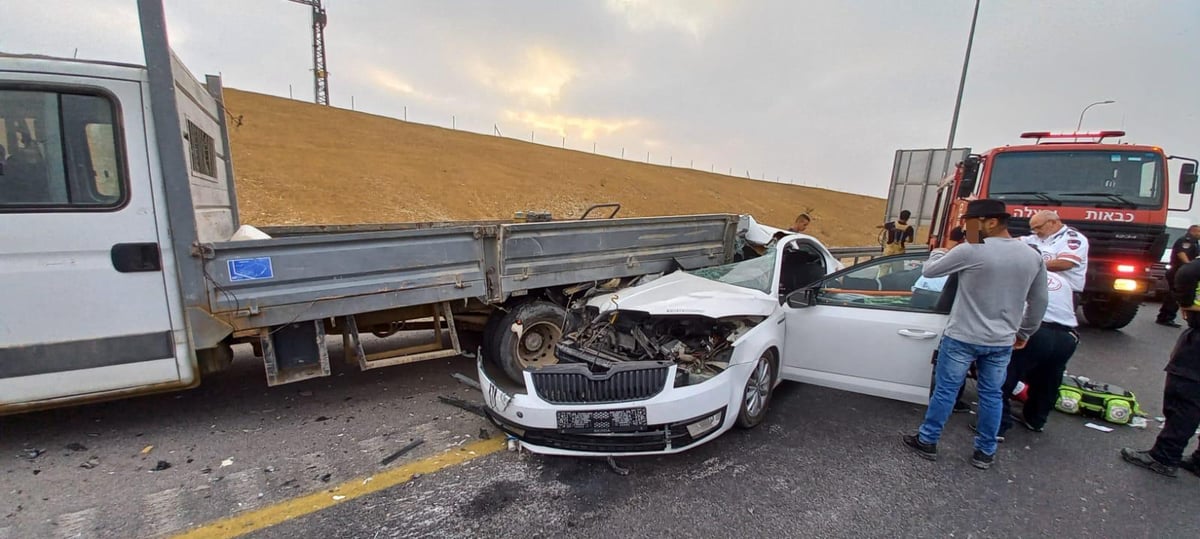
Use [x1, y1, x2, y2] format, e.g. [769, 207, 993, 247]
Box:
[736, 351, 775, 429]
[489, 300, 576, 384]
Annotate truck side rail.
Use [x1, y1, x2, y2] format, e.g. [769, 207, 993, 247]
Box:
[202, 225, 489, 331]
[497, 214, 739, 295]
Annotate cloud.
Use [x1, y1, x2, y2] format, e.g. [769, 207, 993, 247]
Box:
[503, 110, 642, 140]
[604, 0, 731, 39]
[366, 67, 440, 101]
[471, 46, 577, 106]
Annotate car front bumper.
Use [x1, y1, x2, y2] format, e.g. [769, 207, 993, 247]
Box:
[477, 357, 753, 457]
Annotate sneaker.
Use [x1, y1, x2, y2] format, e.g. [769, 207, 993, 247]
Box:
[1181, 456, 1200, 478]
[902, 434, 938, 461]
[953, 401, 971, 413]
[1120, 448, 1178, 477]
[969, 422, 1005, 443]
[1156, 319, 1182, 328]
[971, 450, 995, 470]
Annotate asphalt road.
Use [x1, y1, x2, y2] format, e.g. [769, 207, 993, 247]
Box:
[3, 307, 1197, 539]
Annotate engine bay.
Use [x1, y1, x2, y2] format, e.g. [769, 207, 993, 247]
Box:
[557, 310, 761, 386]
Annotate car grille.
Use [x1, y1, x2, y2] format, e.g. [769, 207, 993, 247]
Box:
[1008, 219, 1167, 260]
[531, 359, 670, 404]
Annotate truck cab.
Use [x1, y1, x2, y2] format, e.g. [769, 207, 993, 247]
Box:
[926, 131, 1198, 329]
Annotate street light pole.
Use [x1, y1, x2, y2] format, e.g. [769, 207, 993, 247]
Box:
[1076, 100, 1115, 132]
[941, 0, 981, 179]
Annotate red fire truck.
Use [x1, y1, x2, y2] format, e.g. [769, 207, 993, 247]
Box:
[926, 131, 1198, 330]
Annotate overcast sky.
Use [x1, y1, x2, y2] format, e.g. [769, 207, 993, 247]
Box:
[3, 0, 1197, 198]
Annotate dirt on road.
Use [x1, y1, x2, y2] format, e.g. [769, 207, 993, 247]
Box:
[224, 89, 886, 246]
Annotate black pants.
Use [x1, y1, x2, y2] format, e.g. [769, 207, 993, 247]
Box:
[1150, 374, 1200, 466]
[1001, 323, 1079, 433]
[1158, 270, 1180, 322]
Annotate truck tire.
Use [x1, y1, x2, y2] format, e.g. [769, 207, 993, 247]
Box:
[487, 300, 576, 384]
[1081, 299, 1139, 330]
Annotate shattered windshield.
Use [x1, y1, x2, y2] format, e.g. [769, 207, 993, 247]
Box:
[989, 150, 1164, 209]
[688, 247, 776, 294]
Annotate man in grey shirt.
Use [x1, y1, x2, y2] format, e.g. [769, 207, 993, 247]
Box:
[904, 199, 1048, 470]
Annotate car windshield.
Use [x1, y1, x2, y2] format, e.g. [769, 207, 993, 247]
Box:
[989, 150, 1165, 209]
[688, 247, 777, 294]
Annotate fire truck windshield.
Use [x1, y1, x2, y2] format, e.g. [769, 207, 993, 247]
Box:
[988, 150, 1164, 209]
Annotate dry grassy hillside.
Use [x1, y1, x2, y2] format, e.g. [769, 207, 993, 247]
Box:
[224, 89, 886, 246]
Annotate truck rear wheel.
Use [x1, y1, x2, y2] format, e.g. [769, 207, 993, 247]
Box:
[487, 300, 576, 384]
[1081, 299, 1139, 330]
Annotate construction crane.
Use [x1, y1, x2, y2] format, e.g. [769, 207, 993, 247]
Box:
[286, 0, 330, 105]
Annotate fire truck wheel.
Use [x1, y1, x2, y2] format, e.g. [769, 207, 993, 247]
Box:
[1081, 299, 1139, 330]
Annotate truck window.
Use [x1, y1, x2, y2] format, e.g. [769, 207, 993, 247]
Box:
[988, 150, 1164, 209]
[0, 89, 124, 210]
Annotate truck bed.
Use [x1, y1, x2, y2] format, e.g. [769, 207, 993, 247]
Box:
[201, 214, 739, 331]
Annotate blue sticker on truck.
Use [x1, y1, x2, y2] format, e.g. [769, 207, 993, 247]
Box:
[228, 257, 274, 282]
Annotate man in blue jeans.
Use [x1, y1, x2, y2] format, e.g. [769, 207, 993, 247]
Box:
[903, 199, 1048, 469]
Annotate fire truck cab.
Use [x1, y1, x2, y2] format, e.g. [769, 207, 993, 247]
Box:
[927, 130, 1198, 330]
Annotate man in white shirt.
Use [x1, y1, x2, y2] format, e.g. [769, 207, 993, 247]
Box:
[997, 271, 1080, 437]
[1022, 210, 1088, 292]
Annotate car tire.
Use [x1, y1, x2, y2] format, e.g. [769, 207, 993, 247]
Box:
[489, 300, 576, 384]
[736, 351, 775, 429]
[1080, 299, 1139, 330]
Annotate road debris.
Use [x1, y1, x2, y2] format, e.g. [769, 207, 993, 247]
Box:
[606, 456, 630, 476]
[451, 372, 482, 391]
[380, 439, 425, 466]
[80, 457, 100, 470]
[140, 445, 154, 455]
[221, 458, 234, 468]
[265, 466, 277, 473]
[299, 390, 314, 397]
[315, 416, 331, 422]
[1128, 417, 1148, 429]
[437, 395, 487, 418]
[319, 473, 332, 483]
[65, 443, 88, 452]
[1085, 422, 1114, 433]
[153, 461, 172, 472]
[332, 495, 346, 501]
[20, 448, 44, 460]
[479, 428, 490, 439]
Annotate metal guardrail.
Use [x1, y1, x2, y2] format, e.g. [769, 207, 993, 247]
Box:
[827, 245, 931, 265]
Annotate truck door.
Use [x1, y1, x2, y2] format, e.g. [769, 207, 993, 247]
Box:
[0, 75, 182, 407]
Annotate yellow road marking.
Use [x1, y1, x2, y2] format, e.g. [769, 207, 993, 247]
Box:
[172, 437, 506, 539]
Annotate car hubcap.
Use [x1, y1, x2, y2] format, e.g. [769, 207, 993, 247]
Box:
[745, 357, 771, 416]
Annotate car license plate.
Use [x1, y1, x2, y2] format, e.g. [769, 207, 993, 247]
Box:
[556, 408, 648, 433]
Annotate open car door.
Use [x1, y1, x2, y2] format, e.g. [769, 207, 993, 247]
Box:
[779, 253, 950, 404]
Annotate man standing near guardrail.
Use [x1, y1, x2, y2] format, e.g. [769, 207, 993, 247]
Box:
[903, 199, 1048, 470]
[1121, 256, 1200, 477]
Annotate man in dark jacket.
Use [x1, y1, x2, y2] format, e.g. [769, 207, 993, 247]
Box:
[1121, 257, 1200, 477]
[1157, 225, 1200, 327]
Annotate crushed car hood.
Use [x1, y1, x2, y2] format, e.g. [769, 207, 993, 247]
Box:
[589, 271, 777, 318]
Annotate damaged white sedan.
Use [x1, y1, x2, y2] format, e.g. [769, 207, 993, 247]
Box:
[479, 236, 952, 456]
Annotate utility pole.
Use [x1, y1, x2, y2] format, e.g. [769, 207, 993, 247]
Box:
[941, 0, 980, 178]
[286, 0, 330, 106]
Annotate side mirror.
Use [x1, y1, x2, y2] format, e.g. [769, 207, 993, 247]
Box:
[956, 156, 980, 199]
[1180, 162, 1197, 195]
[786, 288, 815, 308]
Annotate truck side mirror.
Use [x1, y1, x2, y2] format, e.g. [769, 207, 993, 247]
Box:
[956, 156, 980, 199]
[1180, 163, 1198, 195]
